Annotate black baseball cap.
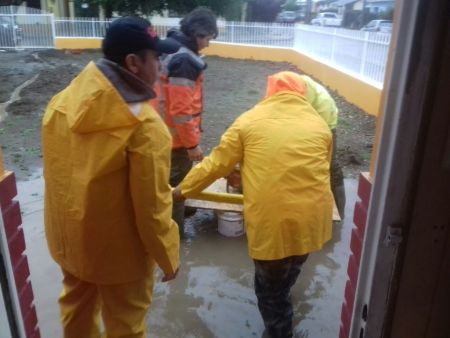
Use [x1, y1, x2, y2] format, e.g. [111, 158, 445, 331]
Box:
[102, 16, 180, 58]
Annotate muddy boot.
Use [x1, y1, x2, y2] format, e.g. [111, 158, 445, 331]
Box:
[332, 184, 346, 219]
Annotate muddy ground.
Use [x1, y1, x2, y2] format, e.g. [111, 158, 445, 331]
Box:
[0, 49, 375, 181]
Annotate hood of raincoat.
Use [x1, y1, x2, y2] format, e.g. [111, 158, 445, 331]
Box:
[46, 60, 156, 134]
[265, 71, 307, 98]
[265, 71, 338, 129]
[167, 28, 198, 53]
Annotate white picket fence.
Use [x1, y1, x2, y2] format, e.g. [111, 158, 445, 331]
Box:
[0, 14, 391, 87]
[293, 24, 390, 85]
[55, 18, 110, 38]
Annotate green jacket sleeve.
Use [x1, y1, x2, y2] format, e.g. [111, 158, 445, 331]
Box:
[127, 117, 180, 276]
[303, 75, 338, 129]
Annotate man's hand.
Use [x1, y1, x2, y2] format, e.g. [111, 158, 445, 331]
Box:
[187, 145, 203, 161]
[162, 268, 179, 282]
[227, 169, 242, 190]
[173, 186, 186, 202]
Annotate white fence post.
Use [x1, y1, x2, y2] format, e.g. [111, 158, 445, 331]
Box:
[12, 14, 17, 48]
[51, 14, 57, 47]
[231, 22, 235, 43]
[360, 31, 369, 77]
[331, 28, 337, 63]
[91, 17, 96, 37]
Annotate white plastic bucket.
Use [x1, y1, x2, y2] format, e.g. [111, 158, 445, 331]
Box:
[216, 211, 245, 237]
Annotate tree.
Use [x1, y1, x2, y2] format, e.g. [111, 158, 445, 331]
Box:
[84, 0, 246, 20]
[164, 0, 245, 20]
[0, 0, 23, 6]
[282, 0, 298, 11]
[75, 0, 166, 18]
[246, 0, 284, 22]
[380, 8, 394, 20]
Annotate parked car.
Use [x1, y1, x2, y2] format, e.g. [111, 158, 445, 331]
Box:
[0, 16, 22, 47]
[311, 12, 342, 27]
[361, 20, 393, 33]
[276, 11, 297, 24]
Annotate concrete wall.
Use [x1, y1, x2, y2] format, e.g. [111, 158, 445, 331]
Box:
[54, 38, 382, 116]
[55, 37, 102, 50]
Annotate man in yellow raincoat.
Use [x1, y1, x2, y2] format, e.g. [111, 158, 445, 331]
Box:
[42, 17, 180, 338]
[266, 71, 346, 218]
[173, 71, 334, 338]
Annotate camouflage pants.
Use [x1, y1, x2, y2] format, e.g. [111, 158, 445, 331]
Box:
[170, 148, 193, 236]
[254, 254, 309, 338]
[331, 129, 346, 218]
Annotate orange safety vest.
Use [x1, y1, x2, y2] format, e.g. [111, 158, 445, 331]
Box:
[151, 46, 205, 149]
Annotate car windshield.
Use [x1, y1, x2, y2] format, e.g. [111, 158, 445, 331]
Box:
[380, 22, 392, 27]
[324, 13, 335, 18]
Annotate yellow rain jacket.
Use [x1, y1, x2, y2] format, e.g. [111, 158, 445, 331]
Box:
[266, 72, 338, 129]
[42, 62, 179, 284]
[180, 91, 333, 260]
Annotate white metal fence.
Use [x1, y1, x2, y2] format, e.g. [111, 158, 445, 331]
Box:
[55, 18, 110, 38]
[293, 24, 390, 85]
[0, 14, 390, 87]
[0, 13, 55, 49]
[215, 21, 295, 48]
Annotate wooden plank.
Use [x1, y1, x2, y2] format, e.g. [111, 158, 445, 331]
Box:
[186, 178, 340, 220]
[185, 179, 243, 212]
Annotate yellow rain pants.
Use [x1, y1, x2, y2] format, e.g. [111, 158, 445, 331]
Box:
[59, 263, 155, 338]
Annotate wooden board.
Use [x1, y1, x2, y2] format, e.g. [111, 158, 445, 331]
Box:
[185, 178, 341, 221]
[185, 178, 243, 212]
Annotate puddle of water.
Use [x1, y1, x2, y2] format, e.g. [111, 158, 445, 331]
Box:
[16, 172, 357, 338]
[0, 74, 39, 122]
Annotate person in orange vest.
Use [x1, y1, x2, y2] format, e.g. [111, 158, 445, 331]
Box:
[173, 71, 334, 338]
[42, 17, 180, 337]
[153, 7, 218, 236]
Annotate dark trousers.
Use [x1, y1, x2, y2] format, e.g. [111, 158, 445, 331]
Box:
[254, 254, 309, 338]
[170, 148, 192, 235]
[331, 129, 346, 218]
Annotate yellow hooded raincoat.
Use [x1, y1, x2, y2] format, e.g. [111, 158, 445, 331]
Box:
[180, 79, 334, 260]
[266, 71, 338, 130]
[42, 62, 179, 284]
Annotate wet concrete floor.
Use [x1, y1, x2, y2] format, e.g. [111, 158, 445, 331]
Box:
[17, 170, 357, 338]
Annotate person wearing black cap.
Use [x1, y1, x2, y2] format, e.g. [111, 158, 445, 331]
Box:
[152, 7, 218, 236]
[42, 16, 180, 338]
